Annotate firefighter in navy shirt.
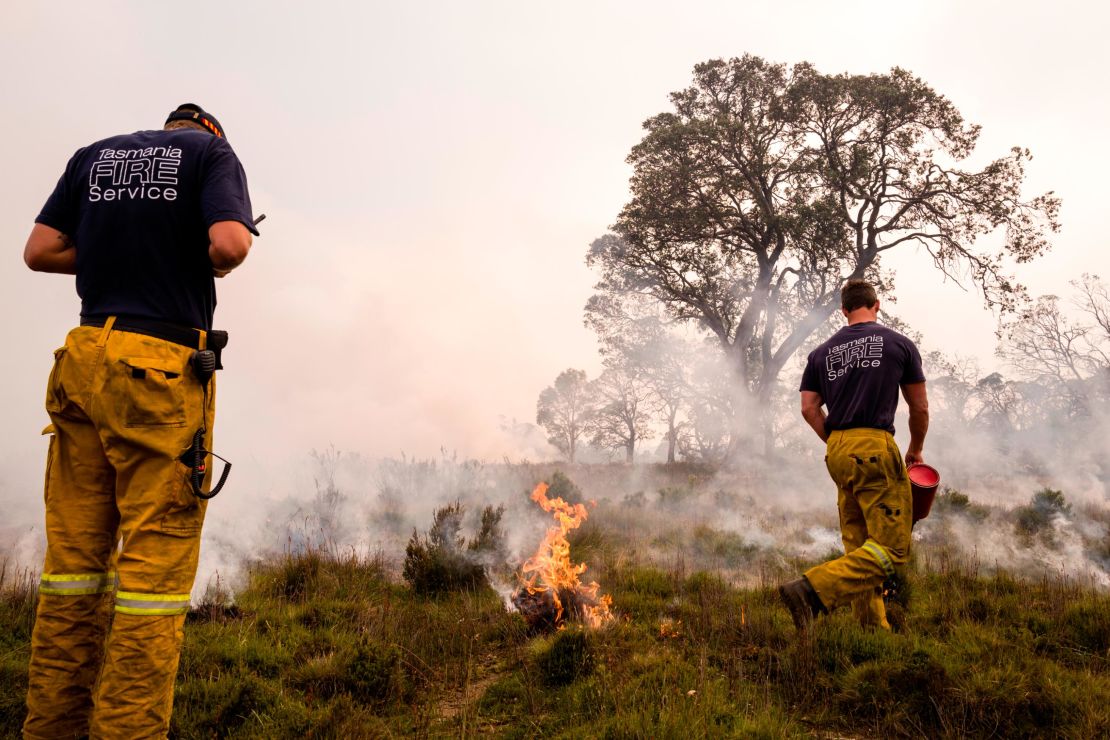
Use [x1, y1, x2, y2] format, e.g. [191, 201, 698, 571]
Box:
[22, 104, 256, 739]
[780, 280, 929, 633]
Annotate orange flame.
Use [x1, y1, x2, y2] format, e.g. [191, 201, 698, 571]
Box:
[518, 482, 613, 628]
[659, 618, 683, 639]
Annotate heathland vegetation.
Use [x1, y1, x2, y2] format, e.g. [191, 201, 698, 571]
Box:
[2, 470, 1108, 738]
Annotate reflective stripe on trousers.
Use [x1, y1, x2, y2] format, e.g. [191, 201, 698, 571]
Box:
[114, 591, 191, 616]
[39, 571, 116, 596]
[860, 539, 896, 577]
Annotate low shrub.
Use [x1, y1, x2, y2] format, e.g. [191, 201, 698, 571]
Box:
[834, 648, 948, 734]
[1057, 599, 1110, 656]
[254, 550, 322, 602]
[346, 639, 408, 703]
[1015, 488, 1071, 545]
[532, 628, 595, 687]
[658, 485, 697, 507]
[684, 571, 729, 598]
[546, 470, 586, 505]
[567, 518, 610, 564]
[403, 502, 504, 596]
[477, 675, 529, 718]
[0, 662, 28, 731]
[933, 487, 989, 520]
[691, 525, 758, 565]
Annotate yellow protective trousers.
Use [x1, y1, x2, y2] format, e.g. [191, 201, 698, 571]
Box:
[804, 428, 912, 630]
[24, 319, 215, 740]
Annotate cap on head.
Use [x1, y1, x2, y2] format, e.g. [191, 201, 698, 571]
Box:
[165, 103, 226, 139]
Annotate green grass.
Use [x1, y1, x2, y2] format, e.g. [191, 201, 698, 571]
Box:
[2, 540, 1109, 737]
[0, 564, 35, 732]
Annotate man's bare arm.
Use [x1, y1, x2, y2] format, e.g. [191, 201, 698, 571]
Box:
[24, 223, 77, 274]
[208, 220, 253, 274]
[901, 381, 929, 465]
[800, 390, 828, 443]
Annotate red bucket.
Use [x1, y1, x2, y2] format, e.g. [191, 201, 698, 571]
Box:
[908, 463, 940, 523]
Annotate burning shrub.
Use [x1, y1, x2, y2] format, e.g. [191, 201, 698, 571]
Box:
[531, 627, 595, 687]
[512, 483, 613, 631]
[1015, 488, 1072, 545]
[402, 502, 505, 596]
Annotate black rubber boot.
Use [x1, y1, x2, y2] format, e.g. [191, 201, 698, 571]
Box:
[778, 576, 825, 632]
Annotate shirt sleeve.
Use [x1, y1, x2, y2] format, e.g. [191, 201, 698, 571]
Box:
[200, 138, 259, 235]
[799, 353, 821, 393]
[35, 148, 85, 237]
[900, 339, 926, 385]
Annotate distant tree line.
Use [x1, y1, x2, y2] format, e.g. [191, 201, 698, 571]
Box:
[536, 274, 1110, 468]
[930, 273, 1110, 438]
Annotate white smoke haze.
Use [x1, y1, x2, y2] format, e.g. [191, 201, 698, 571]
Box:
[915, 506, 1110, 590]
[189, 405, 1107, 604]
[3, 405, 1107, 604]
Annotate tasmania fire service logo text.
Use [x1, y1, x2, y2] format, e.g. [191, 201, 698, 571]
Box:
[826, 335, 883, 380]
[88, 146, 181, 202]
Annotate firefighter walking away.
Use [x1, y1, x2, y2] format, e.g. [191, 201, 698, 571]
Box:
[780, 279, 929, 633]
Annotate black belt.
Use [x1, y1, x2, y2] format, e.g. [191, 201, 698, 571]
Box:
[80, 316, 225, 354]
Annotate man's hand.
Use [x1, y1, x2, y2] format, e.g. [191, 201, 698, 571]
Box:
[24, 223, 77, 274]
[905, 448, 924, 466]
[800, 391, 828, 443]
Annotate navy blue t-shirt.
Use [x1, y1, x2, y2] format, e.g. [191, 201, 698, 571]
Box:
[799, 322, 925, 434]
[36, 128, 257, 330]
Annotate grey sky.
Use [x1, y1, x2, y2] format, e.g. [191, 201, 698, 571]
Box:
[1, 0, 1107, 486]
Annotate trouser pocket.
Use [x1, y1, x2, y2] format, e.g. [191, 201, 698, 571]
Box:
[44, 347, 68, 414]
[888, 439, 906, 480]
[116, 357, 188, 427]
[42, 425, 57, 506]
[160, 462, 207, 537]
